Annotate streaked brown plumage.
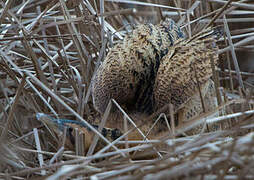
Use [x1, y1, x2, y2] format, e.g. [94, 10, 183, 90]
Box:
[92, 18, 184, 114]
[154, 34, 219, 118]
[91, 19, 222, 139]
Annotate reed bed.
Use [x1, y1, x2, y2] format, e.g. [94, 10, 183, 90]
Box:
[0, 0, 254, 179]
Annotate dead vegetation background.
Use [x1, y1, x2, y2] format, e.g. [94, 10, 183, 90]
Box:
[0, 0, 254, 179]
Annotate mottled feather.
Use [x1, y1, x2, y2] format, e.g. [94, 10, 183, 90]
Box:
[154, 37, 219, 111]
[92, 19, 184, 114]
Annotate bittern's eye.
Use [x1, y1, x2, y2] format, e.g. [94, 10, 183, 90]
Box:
[67, 127, 75, 145]
[111, 128, 123, 140]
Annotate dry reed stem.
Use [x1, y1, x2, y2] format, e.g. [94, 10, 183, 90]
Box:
[0, 0, 254, 179]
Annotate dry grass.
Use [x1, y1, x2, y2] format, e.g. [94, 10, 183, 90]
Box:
[0, 0, 254, 179]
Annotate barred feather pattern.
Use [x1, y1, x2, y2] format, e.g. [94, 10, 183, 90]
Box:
[92, 19, 184, 114]
[154, 37, 219, 112]
[91, 20, 221, 140]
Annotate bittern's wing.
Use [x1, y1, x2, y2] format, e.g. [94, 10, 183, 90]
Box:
[153, 37, 219, 113]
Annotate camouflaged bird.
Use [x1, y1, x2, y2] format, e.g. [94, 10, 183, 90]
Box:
[92, 19, 222, 137]
[38, 19, 222, 153]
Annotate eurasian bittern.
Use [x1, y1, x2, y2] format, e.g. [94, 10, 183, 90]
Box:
[37, 19, 222, 153]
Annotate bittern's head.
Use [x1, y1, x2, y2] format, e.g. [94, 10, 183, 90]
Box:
[160, 18, 184, 39]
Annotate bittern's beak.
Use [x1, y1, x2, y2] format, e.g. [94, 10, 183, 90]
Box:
[36, 113, 122, 153]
